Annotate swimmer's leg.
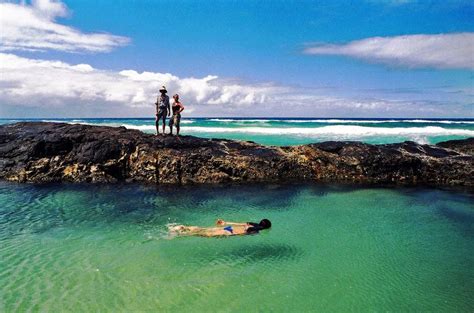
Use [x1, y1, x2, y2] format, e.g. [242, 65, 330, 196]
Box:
[168, 225, 203, 235]
[167, 224, 185, 232]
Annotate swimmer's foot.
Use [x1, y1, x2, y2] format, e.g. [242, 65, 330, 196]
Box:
[168, 225, 186, 232]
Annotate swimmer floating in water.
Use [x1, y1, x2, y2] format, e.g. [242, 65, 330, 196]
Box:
[168, 219, 272, 237]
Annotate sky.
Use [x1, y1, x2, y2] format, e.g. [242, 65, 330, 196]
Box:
[0, 0, 473, 118]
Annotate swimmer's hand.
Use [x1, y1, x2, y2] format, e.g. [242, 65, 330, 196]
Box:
[216, 219, 225, 226]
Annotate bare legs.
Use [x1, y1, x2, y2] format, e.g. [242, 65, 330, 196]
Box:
[169, 125, 180, 136]
[168, 225, 204, 236]
[169, 119, 180, 136]
[167, 224, 237, 237]
[155, 115, 167, 135]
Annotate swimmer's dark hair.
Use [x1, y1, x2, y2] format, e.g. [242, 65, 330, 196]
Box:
[259, 219, 272, 229]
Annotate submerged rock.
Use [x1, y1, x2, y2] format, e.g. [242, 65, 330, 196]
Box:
[0, 122, 472, 186]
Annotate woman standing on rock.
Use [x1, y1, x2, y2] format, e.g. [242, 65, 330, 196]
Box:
[169, 94, 185, 136]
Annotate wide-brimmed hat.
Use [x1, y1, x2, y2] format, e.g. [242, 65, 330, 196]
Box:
[159, 86, 167, 93]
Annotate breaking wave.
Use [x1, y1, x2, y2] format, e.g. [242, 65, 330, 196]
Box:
[120, 124, 474, 137]
[181, 125, 474, 137]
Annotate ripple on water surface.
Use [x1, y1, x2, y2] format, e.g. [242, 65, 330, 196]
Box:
[0, 182, 473, 312]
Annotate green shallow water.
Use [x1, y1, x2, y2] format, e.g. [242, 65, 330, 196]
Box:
[1, 183, 473, 312]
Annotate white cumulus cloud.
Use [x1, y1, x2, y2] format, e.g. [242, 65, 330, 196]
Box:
[30, 0, 68, 19]
[304, 33, 474, 70]
[0, 0, 129, 53]
[0, 53, 278, 114]
[0, 53, 471, 118]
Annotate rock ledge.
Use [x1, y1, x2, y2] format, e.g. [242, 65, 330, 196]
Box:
[0, 122, 472, 186]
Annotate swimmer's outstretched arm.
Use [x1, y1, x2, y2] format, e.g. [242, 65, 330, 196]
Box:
[216, 219, 249, 226]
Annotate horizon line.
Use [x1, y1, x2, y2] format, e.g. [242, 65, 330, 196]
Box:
[1, 117, 474, 120]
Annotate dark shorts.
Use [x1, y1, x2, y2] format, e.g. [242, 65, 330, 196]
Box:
[156, 109, 167, 120]
[169, 114, 181, 127]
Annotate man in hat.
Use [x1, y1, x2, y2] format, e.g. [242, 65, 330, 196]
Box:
[155, 86, 170, 135]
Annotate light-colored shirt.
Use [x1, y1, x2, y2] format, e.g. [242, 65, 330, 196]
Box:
[156, 95, 170, 112]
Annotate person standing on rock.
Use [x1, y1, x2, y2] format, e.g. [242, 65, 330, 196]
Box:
[155, 86, 170, 135]
[169, 94, 185, 136]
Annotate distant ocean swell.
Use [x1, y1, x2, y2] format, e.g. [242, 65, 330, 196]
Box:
[1, 118, 473, 145]
[209, 118, 474, 124]
[58, 118, 474, 125]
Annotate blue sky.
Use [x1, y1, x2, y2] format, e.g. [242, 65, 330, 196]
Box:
[0, 0, 473, 117]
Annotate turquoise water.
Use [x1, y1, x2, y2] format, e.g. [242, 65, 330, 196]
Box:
[1, 182, 473, 312]
[1, 118, 473, 146]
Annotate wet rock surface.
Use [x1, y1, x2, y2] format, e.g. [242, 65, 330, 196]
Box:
[0, 122, 472, 186]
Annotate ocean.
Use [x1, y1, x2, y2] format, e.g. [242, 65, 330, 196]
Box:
[1, 117, 473, 146]
[0, 118, 473, 311]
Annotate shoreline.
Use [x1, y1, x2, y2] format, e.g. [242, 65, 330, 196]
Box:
[2, 180, 473, 196]
[0, 122, 473, 186]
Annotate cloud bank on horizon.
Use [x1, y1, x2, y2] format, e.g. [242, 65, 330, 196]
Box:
[2, 52, 467, 118]
[0, 53, 274, 112]
[0, 0, 472, 118]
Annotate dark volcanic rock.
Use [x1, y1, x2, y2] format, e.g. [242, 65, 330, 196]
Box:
[436, 137, 474, 155]
[0, 122, 472, 186]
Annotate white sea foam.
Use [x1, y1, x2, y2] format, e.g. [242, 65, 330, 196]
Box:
[121, 124, 155, 131]
[209, 118, 235, 122]
[209, 118, 272, 123]
[40, 119, 64, 123]
[180, 125, 474, 136]
[118, 124, 474, 138]
[41, 119, 96, 125]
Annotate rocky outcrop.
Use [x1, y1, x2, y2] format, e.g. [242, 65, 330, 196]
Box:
[436, 137, 474, 155]
[0, 122, 472, 186]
